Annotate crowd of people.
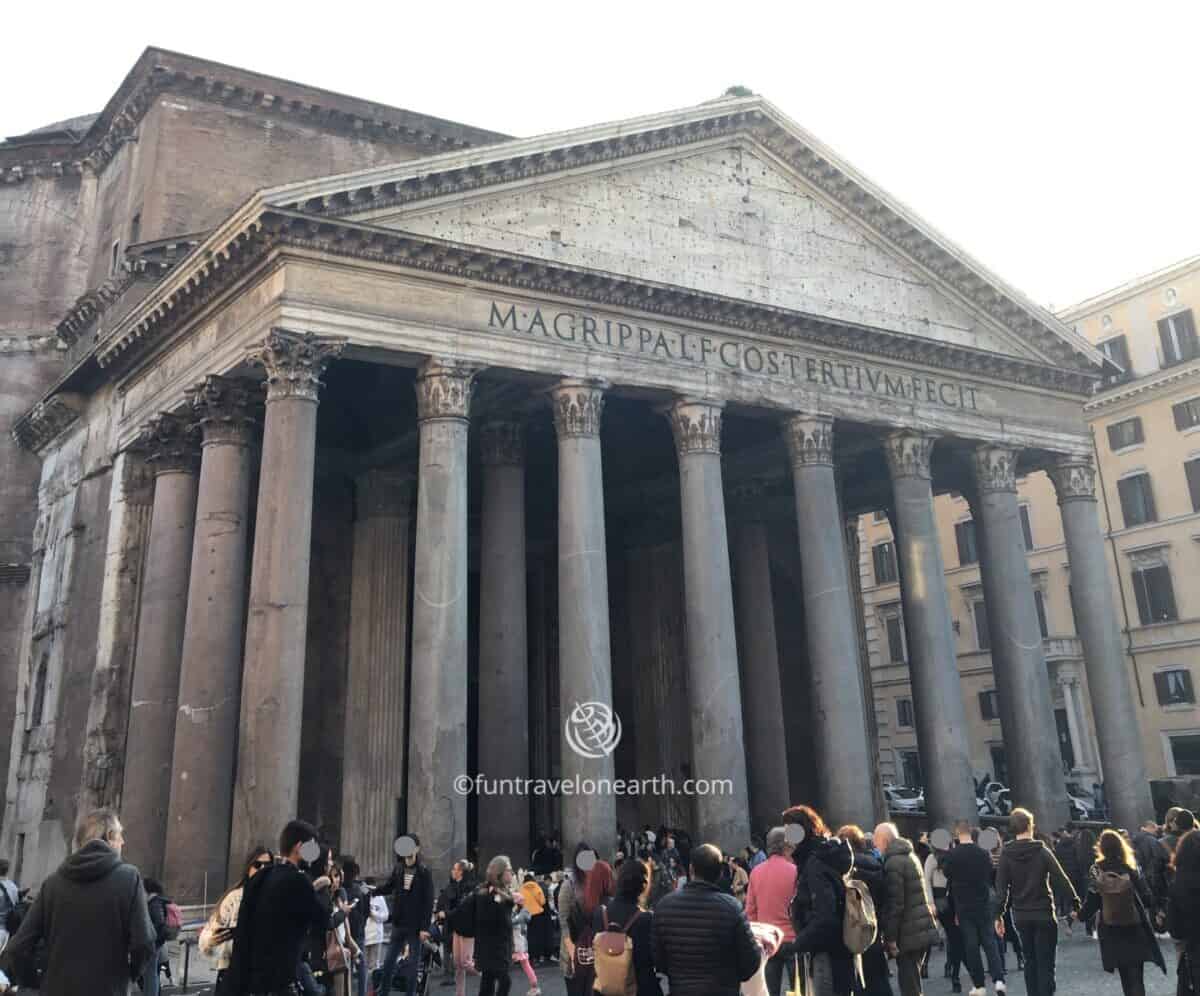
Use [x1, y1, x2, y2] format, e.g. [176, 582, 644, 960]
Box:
[3, 804, 1200, 996]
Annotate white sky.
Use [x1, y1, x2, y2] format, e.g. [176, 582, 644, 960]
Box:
[6, 1, 1198, 310]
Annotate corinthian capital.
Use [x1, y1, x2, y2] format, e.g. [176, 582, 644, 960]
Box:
[550, 379, 608, 440]
[186, 375, 260, 447]
[972, 444, 1018, 494]
[137, 412, 200, 475]
[415, 358, 479, 422]
[248, 329, 345, 402]
[480, 420, 526, 466]
[883, 430, 936, 481]
[665, 399, 723, 457]
[784, 413, 834, 468]
[1048, 454, 1097, 505]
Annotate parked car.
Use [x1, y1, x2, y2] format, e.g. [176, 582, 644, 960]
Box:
[884, 784, 925, 813]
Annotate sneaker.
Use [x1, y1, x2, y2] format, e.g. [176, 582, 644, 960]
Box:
[995, 982, 1007, 995]
[969, 988, 986, 996]
[528, 988, 542, 996]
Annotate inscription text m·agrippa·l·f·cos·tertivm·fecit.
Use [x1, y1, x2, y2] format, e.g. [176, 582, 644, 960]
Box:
[487, 301, 981, 411]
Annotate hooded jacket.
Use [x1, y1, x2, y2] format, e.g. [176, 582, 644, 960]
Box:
[792, 837, 852, 955]
[882, 837, 940, 954]
[995, 838, 1078, 924]
[0, 839, 156, 996]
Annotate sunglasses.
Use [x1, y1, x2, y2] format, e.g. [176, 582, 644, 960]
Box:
[252, 859, 273, 870]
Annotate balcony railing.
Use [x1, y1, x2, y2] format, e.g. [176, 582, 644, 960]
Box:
[1043, 636, 1083, 660]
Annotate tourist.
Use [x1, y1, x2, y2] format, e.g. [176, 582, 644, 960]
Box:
[1130, 823, 1170, 919]
[1166, 811, 1197, 856]
[876, 822, 940, 996]
[373, 833, 436, 996]
[511, 885, 541, 996]
[459, 855, 519, 996]
[728, 854, 750, 903]
[652, 843, 760, 996]
[942, 823, 1005, 996]
[567, 858, 615, 996]
[438, 859, 476, 991]
[142, 877, 172, 996]
[300, 845, 349, 996]
[595, 858, 660, 996]
[747, 827, 800, 996]
[339, 857, 371, 996]
[199, 845, 274, 990]
[1077, 829, 1164, 996]
[557, 842, 591, 986]
[838, 824, 892, 996]
[789, 804, 854, 996]
[0, 860, 16, 953]
[994, 808, 1079, 996]
[1074, 829, 1098, 936]
[520, 871, 551, 963]
[748, 837, 768, 871]
[1168, 830, 1200, 996]
[1052, 829, 1080, 929]
[532, 837, 557, 878]
[0, 807, 155, 996]
[924, 836, 961, 991]
[365, 883, 390, 974]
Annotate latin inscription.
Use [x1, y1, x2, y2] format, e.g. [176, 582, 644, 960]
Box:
[488, 301, 980, 410]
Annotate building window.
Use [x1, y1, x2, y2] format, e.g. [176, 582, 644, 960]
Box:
[955, 520, 978, 566]
[1186, 458, 1200, 513]
[885, 614, 906, 663]
[1107, 417, 1145, 450]
[899, 750, 923, 789]
[1117, 473, 1157, 527]
[1168, 734, 1200, 776]
[1156, 669, 1195, 707]
[1033, 588, 1049, 638]
[1019, 505, 1035, 550]
[1099, 335, 1133, 386]
[873, 542, 898, 585]
[896, 698, 915, 729]
[1132, 563, 1178, 625]
[973, 600, 991, 650]
[130, 212, 141, 245]
[1159, 310, 1199, 367]
[979, 689, 1000, 721]
[990, 745, 1009, 785]
[1174, 399, 1200, 432]
[110, 240, 121, 276]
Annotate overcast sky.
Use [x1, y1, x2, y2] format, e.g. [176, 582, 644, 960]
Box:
[6, 2, 1197, 310]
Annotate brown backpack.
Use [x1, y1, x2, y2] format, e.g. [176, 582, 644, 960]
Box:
[593, 905, 641, 996]
[1095, 869, 1139, 927]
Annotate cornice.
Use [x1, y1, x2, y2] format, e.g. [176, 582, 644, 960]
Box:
[93, 207, 1101, 398]
[1, 48, 505, 184]
[1085, 360, 1200, 413]
[266, 98, 1100, 375]
[11, 394, 84, 453]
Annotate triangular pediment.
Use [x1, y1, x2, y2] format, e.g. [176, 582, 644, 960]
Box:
[260, 97, 1103, 374]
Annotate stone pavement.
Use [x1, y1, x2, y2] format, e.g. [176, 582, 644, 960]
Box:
[171, 929, 1180, 996]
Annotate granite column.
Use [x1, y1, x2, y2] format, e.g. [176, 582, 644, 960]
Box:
[784, 415, 875, 825]
[163, 377, 257, 902]
[477, 420, 530, 864]
[407, 359, 476, 877]
[230, 330, 344, 871]
[341, 468, 414, 878]
[883, 431, 977, 827]
[551, 379, 616, 858]
[121, 413, 199, 879]
[1049, 455, 1151, 827]
[972, 445, 1068, 828]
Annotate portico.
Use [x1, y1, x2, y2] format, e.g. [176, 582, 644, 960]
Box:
[5, 94, 1153, 895]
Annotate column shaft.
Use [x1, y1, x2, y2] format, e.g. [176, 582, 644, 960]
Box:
[121, 414, 199, 878]
[230, 331, 343, 871]
[1060, 677, 1085, 773]
[785, 415, 876, 825]
[477, 422, 530, 865]
[163, 378, 257, 902]
[1051, 457, 1152, 827]
[730, 509, 791, 835]
[408, 360, 476, 876]
[973, 446, 1068, 828]
[884, 432, 977, 826]
[341, 469, 413, 878]
[552, 380, 617, 857]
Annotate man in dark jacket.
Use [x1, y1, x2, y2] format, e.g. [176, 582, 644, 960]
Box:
[652, 843, 760, 996]
[994, 808, 1079, 996]
[374, 833, 436, 996]
[942, 822, 1005, 996]
[875, 822, 940, 996]
[1130, 822, 1169, 912]
[0, 807, 156, 996]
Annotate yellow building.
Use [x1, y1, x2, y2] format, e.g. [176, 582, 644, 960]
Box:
[860, 253, 1200, 809]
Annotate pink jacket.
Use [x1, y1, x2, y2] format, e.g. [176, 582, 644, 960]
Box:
[746, 854, 797, 942]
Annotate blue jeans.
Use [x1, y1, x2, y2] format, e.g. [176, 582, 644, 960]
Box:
[379, 927, 422, 994]
[352, 948, 368, 996]
[298, 961, 326, 996]
[142, 945, 162, 996]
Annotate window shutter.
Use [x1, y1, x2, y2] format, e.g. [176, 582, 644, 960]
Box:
[1108, 423, 1123, 449]
[1180, 311, 1199, 359]
[1186, 459, 1200, 513]
[1155, 671, 1171, 705]
[1183, 670, 1196, 704]
[1133, 569, 1153, 626]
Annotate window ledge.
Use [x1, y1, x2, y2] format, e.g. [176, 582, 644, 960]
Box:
[1181, 424, 1200, 436]
[1161, 702, 1197, 712]
[1111, 442, 1146, 455]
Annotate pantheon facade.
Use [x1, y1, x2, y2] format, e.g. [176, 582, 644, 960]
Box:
[0, 49, 1152, 901]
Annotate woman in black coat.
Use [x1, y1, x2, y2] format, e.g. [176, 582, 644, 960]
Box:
[1169, 830, 1200, 996]
[787, 804, 853, 996]
[839, 825, 892, 996]
[460, 855, 518, 996]
[1079, 830, 1165, 996]
[593, 858, 661, 996]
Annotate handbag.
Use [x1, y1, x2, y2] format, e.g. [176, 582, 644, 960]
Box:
[326, 929, 349, 973]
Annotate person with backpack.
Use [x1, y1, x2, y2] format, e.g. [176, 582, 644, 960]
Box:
[568, 858, 615, 996]
[924, 840, 960, 992]
[747, 827, 800, 996]
[789, 805, 854, 996]
[875, 822, 940, 996]
[592, 858, 659, 996]
[652, 844, 759, 996]
[837, 825, 890, 996]
[942, 823, 1005, 996]
[143, 878, 180, 996]
[1077, 829, 1165, 996]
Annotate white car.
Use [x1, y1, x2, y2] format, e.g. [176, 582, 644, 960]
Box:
[884, 785, 925, 813]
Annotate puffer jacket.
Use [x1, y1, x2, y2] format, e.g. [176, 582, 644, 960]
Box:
[651, 880, 760, 996]
[882, 837, 940, 954]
